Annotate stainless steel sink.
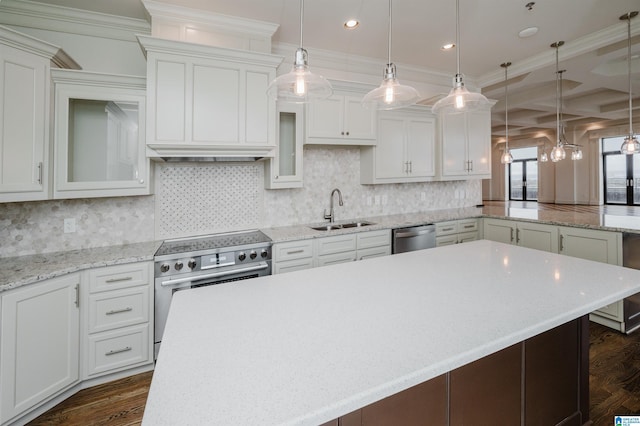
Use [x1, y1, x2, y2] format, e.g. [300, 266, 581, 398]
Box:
[310, 221, 373, 231]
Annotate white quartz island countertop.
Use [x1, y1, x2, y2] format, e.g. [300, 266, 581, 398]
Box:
[143, 240, 640, 426]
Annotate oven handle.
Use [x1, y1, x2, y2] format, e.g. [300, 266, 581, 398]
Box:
[160, 262, 270, 287]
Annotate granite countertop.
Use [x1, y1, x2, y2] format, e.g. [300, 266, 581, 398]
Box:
[143, 240, 640, 425]
[0, 240, 162, 292]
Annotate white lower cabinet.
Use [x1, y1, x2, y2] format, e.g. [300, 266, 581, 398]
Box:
[0, 261, 153, 425]
[83, 262, 153, 379]
[436, 219, 479, 247]
[0, 274, 80, 425]
[483, 218, 558, 253]
[272, 229, 391, 274]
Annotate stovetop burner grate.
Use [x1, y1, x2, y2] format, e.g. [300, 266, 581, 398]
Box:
[155, 230, 271, 258]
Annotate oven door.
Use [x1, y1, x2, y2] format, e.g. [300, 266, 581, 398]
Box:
[154, 261, 271, 358]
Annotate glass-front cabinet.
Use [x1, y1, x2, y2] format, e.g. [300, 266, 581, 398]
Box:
[264, 102, 304, 189]
[52, 69, 150, 199]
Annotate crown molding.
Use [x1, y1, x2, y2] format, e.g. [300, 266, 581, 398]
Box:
[477, 17, 640, 88]
[0, 24, 80, 68]
[142, 0, 278, 40]
[0, 0, 150, 42]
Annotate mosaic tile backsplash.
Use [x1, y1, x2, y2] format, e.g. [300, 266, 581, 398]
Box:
[0, 146, 481, 256]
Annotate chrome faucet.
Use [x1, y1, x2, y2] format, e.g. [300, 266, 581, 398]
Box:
[324, 188, 344, 223]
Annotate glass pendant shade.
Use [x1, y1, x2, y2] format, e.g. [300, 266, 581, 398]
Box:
[550, 145, 566, 162]
[540, 151, 549, 162]
[501, 151, 513, 164]
[363, 0, 419, 110]
[571, 148, 583, 161]
[267, 48, 332, 103]
[266, 0, 332, 103]
[621, 135, 640, 155]
[363, 64, 420, 110]
[432, 0, 490, 114]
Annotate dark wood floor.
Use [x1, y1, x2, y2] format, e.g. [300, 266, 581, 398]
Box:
[27, 322, 640, 426]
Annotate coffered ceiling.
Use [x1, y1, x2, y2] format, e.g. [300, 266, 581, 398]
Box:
[25, 0, 640, 140]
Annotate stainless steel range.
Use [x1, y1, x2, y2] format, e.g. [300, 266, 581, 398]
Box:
[154, 230, 272, 358]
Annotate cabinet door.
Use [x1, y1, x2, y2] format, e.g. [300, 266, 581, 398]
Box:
[1, 274, 80, 423]
[483, 218, 516, 245]
[0, 45, 48, 202]
[559, 227, 621, 265]
[406, 117, 435, 178]
[517, 221, 559, 253]
[306, 95, 343, 139]
[265, 103, 304, 189]
[465, 109, 491, 177]
[344, 95, 376, 140]
[440, 112, 467, 177]
[375, 116, 406, 179]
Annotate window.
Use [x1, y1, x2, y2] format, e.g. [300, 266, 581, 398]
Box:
[508, 147, 538, 201]
[603, 136, 640, 205]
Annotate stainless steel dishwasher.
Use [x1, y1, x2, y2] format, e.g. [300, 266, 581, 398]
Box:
[392, 224, 436, 254]
[623, 233, 640, 333]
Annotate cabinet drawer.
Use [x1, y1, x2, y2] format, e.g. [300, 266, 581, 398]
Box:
[88, 287, 149, 334]
[274, 240, 313, 262]
[358, 245, 391, 261]
[86, 324, 150, 377]
[436, 221, 458, 236]
[316, 251, 357, 267]
[315, 234, 357, 256]
[273, 258, 314, 275]
[89, 262, 151, 293]
[436, 235, 458, 247]
[458, 231, 479, 243]
[457, 219, 478, 233]
[357, 230, 390, 250]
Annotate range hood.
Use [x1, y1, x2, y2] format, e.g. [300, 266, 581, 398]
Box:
[146, 143, 276, 162]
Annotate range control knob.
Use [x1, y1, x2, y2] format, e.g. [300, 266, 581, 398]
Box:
[249, 250, 257, 260]
[187, 259, 197, 269]
[160, 263, 170, 273]
[238, 252, 246, 261]
[260, 249, 268, 259]
[175, 261, 183, 271]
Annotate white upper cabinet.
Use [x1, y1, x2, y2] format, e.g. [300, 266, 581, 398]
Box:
[264, 102, 304, 189]
[0, 26, 78, 203]
[438, 104, 494, 180]
[361, 107, 435, 184]
[306, 81, 377, 145]
[138, 36, 282, 159]
[52, 69, 150, 199]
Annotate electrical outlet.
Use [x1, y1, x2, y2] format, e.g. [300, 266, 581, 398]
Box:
[366, 196, 372, 206]
[63, 218, 76, 234]
[374, 195, 381, 205]
[420, 192, 426, 201]
[381, 194, 388, 205]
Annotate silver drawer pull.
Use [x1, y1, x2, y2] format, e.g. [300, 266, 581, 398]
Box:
[105, 346, 132, 356]
[463, 224, 475, 229]
[106, 307, 133, 315]
[286, 249, 304, 255]
[105, 276, 133, 283]
[442, 227, 454, 232]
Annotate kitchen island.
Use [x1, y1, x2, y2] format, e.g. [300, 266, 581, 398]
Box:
[143, 240, 640, 425]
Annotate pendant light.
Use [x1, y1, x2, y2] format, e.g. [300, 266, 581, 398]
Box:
[500, 62, 513, 164]
[266, 0, 332, 103]
[432, 0, 490, 114]
[540, 150, 549, 162]
[362, 0, 419, 110]
[620, 11, 639, 155]
[550, 41, 566, 162]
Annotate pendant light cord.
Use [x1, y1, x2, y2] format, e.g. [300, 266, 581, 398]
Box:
[299, 0, 304, 48]
[387, 0, 392, 65]
[505, 65, 509, 147]
[456, 0, 461, 76]
[555, 44, 561, 146]
[628, 13, 633, 136]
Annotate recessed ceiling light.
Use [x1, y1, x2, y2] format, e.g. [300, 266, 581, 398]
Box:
[441, 43, 455, 51]
[344, 19, 359, 29]
[519, 26, 539, 38]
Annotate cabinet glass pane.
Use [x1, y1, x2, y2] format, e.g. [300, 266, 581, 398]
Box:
[278, 112, 296, 177]
[68, 99, 139, 182]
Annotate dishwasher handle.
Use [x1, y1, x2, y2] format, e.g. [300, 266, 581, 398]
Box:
[394, 228, 435, 238]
